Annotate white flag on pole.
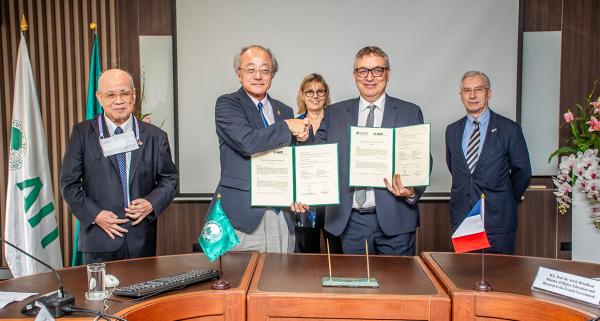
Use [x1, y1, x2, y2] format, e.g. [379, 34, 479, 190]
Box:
[5, 32, 63, 277]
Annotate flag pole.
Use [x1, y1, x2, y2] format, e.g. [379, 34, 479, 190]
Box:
[211, 194, 231, 290]
[473, 193, 492, 292]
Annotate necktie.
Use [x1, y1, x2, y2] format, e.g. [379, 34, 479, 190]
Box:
[114, 127, 129, 208]
[466, 121, 480, 174]
[355, 105, 376, 208]
[257, 102, 269, 128]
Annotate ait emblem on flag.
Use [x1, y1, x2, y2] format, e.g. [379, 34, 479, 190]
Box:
[201, 221, 222, 243]
[9, 120, 27, 170]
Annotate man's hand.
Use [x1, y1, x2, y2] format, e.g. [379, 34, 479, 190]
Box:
[95, 210, 129, 239]
[125, 198, 154, 225]
[285, 118, 310, 141]
[290, 202, 310, 213]
[384, 174, 415, 198]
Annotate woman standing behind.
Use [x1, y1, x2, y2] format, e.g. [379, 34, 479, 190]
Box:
[295, 74, 343, 254]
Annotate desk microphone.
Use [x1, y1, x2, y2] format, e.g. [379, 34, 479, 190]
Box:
[0, 238, 75, 317]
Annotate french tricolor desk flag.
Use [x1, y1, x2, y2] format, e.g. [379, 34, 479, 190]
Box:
[451, 198, 491, 253]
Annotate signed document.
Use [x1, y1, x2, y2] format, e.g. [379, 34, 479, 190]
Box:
[349, 124, 430, 188]
[349, 127, 393, 188]
[394, 124, 431, 187]
[295, 144, 339, 205]
[251, 144, 339, 207]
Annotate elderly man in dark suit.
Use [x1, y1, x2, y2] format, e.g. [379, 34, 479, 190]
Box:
[60, 68, 178, 263]
[298, 46, 430, 255]
[210, 45, 309, 253]
[445, 70, 531, 254]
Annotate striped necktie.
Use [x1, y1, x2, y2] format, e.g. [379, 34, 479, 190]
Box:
[114, 127, 129, 207]
[466, 121, 480, 174]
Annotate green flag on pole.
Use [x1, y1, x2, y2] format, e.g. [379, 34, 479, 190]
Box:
[199, 195, 240, 262]
[72, 31, 103, 266]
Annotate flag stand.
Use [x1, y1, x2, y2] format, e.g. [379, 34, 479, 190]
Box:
[211, 254, 230, 290]
[473, 249, 492, 291]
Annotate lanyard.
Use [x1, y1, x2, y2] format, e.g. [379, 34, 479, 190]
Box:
[97, 114, 142, 145]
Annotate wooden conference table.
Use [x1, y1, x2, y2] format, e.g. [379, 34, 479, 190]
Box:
[0, 252, 258, 320]
[421, 252, 600, 321]
[1, 252, 600, 320]
[247, 253, 450, 320]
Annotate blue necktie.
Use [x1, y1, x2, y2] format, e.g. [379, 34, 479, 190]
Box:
[114, 127, 128, 208]
[257, 102, 269, 128]
[258, 101, 279, 214]
[466, 121, 480, 174]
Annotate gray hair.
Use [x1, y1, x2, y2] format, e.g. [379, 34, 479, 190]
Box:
[233, 45, 279, 76]
[354, 46, 390, 69]
[460, 70, 491, 89]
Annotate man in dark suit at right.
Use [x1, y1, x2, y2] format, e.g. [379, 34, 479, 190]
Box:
[445, 70, 531, 254]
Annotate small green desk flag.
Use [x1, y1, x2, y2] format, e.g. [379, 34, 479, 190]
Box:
[199, 194, 240, 262]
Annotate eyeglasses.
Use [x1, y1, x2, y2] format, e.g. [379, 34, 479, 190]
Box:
[304, 89, 327, 98]
[240, 67, 272, 76]
[354, 67, 387, 78]
[100, 90, 134, 102]
[461, 87, 488, 96]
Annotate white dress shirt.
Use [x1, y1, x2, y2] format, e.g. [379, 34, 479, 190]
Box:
[247, 93, 275, 125]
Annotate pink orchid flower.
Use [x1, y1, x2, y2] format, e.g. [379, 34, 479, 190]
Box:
[587, 116, 600, 132]
[564, 111, 575, 123]
[591, 101, 600, 114]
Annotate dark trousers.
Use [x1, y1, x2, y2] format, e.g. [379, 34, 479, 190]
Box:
[83, 241, 131, 264]
[295, 207, 343, 253]
[340, 209, 415, 256]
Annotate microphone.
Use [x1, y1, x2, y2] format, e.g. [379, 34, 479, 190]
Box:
[1, 238, 75, 317]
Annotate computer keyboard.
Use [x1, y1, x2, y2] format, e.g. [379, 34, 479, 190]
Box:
[114, 268, 221, 298]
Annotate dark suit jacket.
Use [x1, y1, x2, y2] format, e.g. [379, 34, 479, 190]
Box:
[313, 95, 429, 237]
[210, 87, 295, 234]
[445, 109, 531, 234]
[60, 115, 178, 256]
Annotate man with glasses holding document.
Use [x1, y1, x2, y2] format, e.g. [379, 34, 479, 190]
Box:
[61, 68, 178, 263]
[296, 46, 430, 255]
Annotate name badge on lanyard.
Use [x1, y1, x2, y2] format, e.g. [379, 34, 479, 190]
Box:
[97, 115, 142, 157]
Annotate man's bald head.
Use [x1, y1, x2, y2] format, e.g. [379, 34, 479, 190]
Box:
[98, 69, 135, 92]
[96, 69, 137, 126]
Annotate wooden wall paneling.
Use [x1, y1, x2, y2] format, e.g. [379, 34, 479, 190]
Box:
[138, 0, 172, 36]
[523, 0, 563, 32]
[416, 202, 452, 254]
[156, 202, 210, 255]
[116, 0, 141, 98]
[515, 177, 557, 258]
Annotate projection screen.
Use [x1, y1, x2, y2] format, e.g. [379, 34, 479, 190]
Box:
[175, 0, 520, 196]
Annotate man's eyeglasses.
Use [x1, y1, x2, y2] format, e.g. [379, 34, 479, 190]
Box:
[461, 87, 488, 96]
[240, 67, 272, 76]
[100, 90, 134, 102]
[354, 67, 387, 79]
[304, 89, 327, 98]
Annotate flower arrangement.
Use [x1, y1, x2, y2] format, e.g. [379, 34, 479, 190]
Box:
[550, 80, 600, 229]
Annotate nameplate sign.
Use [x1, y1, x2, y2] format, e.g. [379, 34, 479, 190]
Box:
[532, 266, 600, 306]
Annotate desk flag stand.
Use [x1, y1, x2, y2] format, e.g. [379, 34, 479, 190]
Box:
[321, 239, 378, 288]
[211, 256, 230, 290]
[473, 194, 492, 292]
